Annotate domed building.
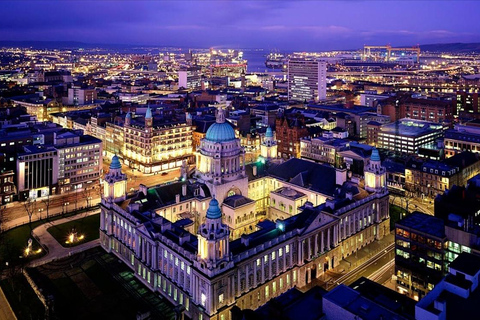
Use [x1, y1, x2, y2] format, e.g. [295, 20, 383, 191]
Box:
[195, 107, 248, 206]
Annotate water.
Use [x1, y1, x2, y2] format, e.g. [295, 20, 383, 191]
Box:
[242, 49, 288, 73]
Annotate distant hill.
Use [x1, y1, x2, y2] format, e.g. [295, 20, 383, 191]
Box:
[420, 43, 480, 53]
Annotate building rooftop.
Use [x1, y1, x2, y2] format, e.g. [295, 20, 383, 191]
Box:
[324, 284, 411, 320]
[396, 212, 445, 239]
[379, 119, 444, 137]
[449, 252, 480, 276]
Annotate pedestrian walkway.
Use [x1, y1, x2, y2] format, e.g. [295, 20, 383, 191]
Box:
[337, 232, 395, 274]
[0, 286, 17, 320]
[304, 232, 395, 291]
[29, 210, 101, 268]
[4, 199, 101, 231]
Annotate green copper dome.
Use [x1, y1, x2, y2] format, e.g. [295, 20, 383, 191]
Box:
[206, 197, 222, 219]
[371, 148, 381, 162]
[110, 155, 122, 170]
[265, 126, 273, 138]
[205, 107, 236, 142]
[205, 122, 236, 142]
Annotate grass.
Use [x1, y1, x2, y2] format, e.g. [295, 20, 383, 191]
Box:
[390, 203, 408, 230]
[47, 213, 100, 247]
[0, 275, 45, 320]
[0, 223, 46, 267]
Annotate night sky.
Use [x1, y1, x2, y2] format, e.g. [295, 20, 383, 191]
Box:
[1, 1, 479, 50]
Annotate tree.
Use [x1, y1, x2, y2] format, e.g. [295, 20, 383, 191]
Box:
[23, 197, 36, 227]
[42, 192, 52, 219]
[83, 187, 92, 209]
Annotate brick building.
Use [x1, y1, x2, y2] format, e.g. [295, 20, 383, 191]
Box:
[377, 96, 453, 123]
[275, 115, 310, 159]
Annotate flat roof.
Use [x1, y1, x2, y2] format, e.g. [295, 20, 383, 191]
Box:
[396, 212, 445, 238]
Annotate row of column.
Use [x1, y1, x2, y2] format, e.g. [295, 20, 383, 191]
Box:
[304, 225, 339, 261]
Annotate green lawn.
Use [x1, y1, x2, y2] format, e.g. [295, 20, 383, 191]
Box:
[390, 203, 408, 230]
[0, 223, 46, 267]
[0, 275, 45, 320]
[47, 213, 100, 247]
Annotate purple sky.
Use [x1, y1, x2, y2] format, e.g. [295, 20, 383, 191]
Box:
[1, 1, 479, 50]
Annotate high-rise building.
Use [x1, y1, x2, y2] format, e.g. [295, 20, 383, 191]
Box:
[178, 68, 203, 90]
[287, 58, 327, 102]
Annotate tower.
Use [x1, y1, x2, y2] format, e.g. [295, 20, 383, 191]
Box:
[260, 126, 277, 160]
[145, 106, 153, 128]
[195, 107, 248, 204]
[364, 148, 386, 192]
[195, 197, 232, 276]
[103, 155, 128, 202]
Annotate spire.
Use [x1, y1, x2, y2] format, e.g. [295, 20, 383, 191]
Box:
[145, 106, 152, 119]
[216, 107, 226, 124]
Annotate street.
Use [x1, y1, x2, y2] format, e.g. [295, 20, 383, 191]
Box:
[3, 162, 182, 231]
[389, 193, 434, 215]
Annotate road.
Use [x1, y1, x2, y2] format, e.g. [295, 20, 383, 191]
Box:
[3, 163, 182, 230]
[324, 243, 395, 290]
[390, 194, 434, 215]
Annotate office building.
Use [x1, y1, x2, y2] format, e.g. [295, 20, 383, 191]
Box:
[416, 253, 480, 320]
[288, 58, 327, 102]
[395, 210, 480, 301]
[67, 85, 97, 106]
[369, 119, 445, 154]
[54, 130, 103, 193]
[444, 121, 480, 158]
[455, 90, 480, 117]
[179, 68, 203, 90]
[395, 212, 446, 300]
[377, 96, 454, 123]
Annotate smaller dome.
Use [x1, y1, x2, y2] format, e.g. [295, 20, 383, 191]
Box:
[110, 155, 122, 170]
[281, 188, 297, 197]
[371, 148, 381, 162]
[206, 197, 222, 219]
[145, 106, 152, 119]
[265, 126, 273, 138]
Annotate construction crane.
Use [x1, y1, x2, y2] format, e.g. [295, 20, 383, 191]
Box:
[363, 45, 421, 63]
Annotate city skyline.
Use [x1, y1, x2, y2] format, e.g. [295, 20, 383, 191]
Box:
[1, 1, 480, 51]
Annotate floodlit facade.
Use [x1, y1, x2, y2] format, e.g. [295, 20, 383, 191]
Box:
[100, 108, 390, 320]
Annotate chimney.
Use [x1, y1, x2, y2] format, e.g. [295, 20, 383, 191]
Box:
[182, 184, 187, 197]
[253, 165, 257, 176]
[176, 194, 180, 204]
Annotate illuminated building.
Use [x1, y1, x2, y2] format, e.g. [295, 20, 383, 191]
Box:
[100, 108, 390, 320]
[179, 68, 203, 90]
[369, 119, 445, 154]
[405, 152, 480, 198]
[444, 122, 480, 158]
[67, 85, 97, 106]
[287, 58, 327, 102]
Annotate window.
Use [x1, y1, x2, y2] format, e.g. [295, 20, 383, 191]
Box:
[219, 293, 224, 304]
[201, 293, 207, 307]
